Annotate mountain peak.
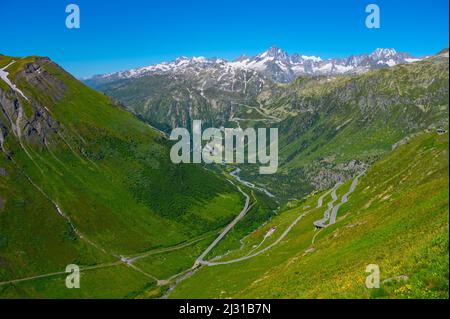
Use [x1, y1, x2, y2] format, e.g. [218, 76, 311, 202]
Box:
[259, 45, 288, 60]
[371, 48, 398, 59]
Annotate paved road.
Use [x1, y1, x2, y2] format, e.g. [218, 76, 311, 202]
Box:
[317, 188, 333, 208]
[246, 227, 276, 256]
[236, 103, 282, 122]
[199, 185, 329, 266]
[0, 232, 212, 287]
[313, 182, 342, 228]
[200, 172, 366, 267]
[200, 213, 306, 266]
[125, 233, 213, 263]
[328, 172, 365, 225]
[160, 181, 253, 294]
[194, 181, 250, 266]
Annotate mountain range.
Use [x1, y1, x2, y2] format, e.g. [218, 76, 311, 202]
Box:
[88, 46, 422, 84]
[83, 47, 427, 134]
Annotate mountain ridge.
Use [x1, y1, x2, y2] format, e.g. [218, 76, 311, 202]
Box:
[86, 46, 423, 84]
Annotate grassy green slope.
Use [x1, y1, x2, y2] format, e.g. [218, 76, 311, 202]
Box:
[0, 55, 277, 297]
[169, 130, 448, 298]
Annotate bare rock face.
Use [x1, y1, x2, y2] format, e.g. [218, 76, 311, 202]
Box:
[0, 90, 59, 148]
[0, 58, 63, 149]
[305, 160, 368, 191]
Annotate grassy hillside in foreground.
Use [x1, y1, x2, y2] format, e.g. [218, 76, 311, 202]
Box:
[169, 130, 449, 298]
[0, 55, 276, 298]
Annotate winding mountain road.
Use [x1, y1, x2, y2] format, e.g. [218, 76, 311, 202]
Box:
[194, 181, 250, 266]
[200, 213, 306, 266]
[316, 188, 333, 208]
[197, 182, 335, 267]
[328, 172, 364, 225]
[198, 172, 365, 267]
[313, 182, 342, 228]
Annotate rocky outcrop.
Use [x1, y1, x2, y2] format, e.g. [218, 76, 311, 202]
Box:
[0, 59, 63, 149]
[16, 58, 67, 103]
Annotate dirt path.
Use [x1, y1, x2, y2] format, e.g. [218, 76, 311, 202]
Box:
[0, 262, 122, 287]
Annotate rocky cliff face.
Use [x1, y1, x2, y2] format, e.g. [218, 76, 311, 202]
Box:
[0, 91, 58, 149]
[0, 58, 64, 151]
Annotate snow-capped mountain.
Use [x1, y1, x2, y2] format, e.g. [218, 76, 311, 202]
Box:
[88, 46, 422, 84]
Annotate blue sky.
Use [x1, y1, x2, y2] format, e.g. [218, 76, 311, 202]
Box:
[1, 0, 448, 78]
